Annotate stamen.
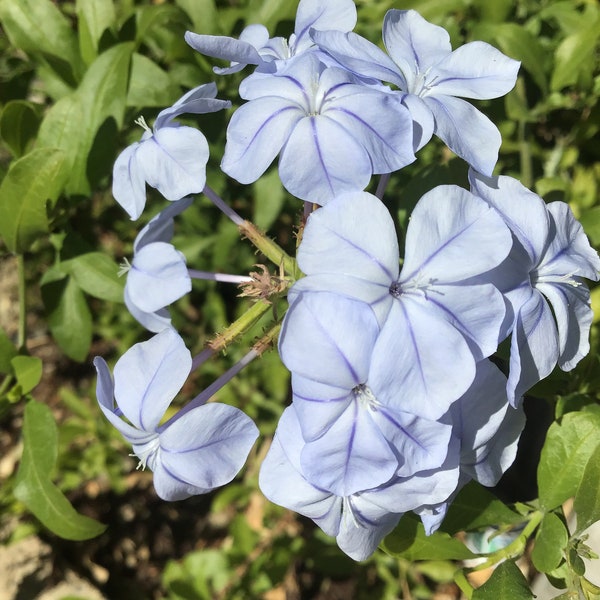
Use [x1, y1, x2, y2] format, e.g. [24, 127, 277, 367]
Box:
[532, 270, 582, 288]
[118, 257, 132, 277]
[134, 116, 152, 133]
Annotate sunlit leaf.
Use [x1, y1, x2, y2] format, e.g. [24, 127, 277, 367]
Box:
[531, 512, 568, 573]
[472, 560, 533, 599]
[14, 400, 106, 540]
[538, 410, 600, 511]
[574, 443, 600, 534]
[0, 148, 67, 253]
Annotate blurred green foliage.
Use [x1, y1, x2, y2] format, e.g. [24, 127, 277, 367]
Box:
[0, 0, 599, 598]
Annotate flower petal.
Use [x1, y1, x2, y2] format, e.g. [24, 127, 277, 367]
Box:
[432, 41, 520, 100]
[112, 142, 146, 220]
[134, 196, 194, 252]
[259, 407, 343, 536]
[370, 300, 476, 420]
[124, 285, 173, 333]
[279, 292, 378, 389]
[184, 31, 265, 69]
[311, 29, 405, 88]
[323, 84, 415, 173]
[401, 185, 512, 283]
[222, 97, 303, 184]
[538, 282, 593, 372]
[297, 191, 399, 285]
[158, 403, 258, 495]
[136, 126, 209, 201]
[113, 328, 191, 431]
[424, 95, 501, 176]
[507, 291, 559, 405]
[469, 171, 551, 266]
[278, 115, 372, 203]
[94, 357, 155, 443]
[127, 242, 190, 313]
[382, 10, 451, 76]
[154, 82, 230, 129]
[301, 400, 398, 496]
[294, 0, 357, 53]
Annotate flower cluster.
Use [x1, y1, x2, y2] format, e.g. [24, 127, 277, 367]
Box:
[96, 0, 599, 562]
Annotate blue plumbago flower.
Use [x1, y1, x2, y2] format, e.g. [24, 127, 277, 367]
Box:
[113, 83, 231, 220]
[469, 171, 600, 405]
[278, 291, 454, 496]
[221, 53, 415, 204]
[259, 406, 460, 561]
[418, 360, 525, 534]
[311, 9, 520, 174]
[122, 196, 253, 332]
[184, 0, 357, 75]
[123, 197, 194, 332]
[94, 328, 259, 501]
[290, 189, 513, 419]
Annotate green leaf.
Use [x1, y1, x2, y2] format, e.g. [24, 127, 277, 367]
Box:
[382, 514, 475, 560]
[13, 400, 106, 540]
[61, 252, 124, 303]
[574, 443, 600, 534]
[10, 355, 42, 395]
[441, 482, 524, 535]
[538, 411, 600, 511]
[127, 53, 180, 108]
[42, 277, 92, 362]
[76, 0, 116, 64]
[579, 207, 600, 247]
[0, 101, 41, 158]
[37, 42, 133, 196]
[176, 0, 221, 34]
[253, 168, 286, 231]
[0, 148, 67, 253]
[531, 513, 568, 573]
[0, 0, 83, 84]
[0, 327, 18, 374]
[551, 19, 600, 91]
[472, 560, 533, 600]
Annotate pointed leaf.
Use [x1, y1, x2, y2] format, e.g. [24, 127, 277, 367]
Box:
[538, 410, 600, 511]
[11, 356, 42, 395]
[574, 443, 600, 534]
[42, 277, 92, 362]
[442, 482, 524, 535]
[61, 252, 124, 303]
[0, 0, 83, 83]
[0, 148, 67, 253]
[14, 401, 106, 540]
[472, 560, 533, 599]
[531, 512, 569, 573]
[76, 0, 115, 64]
[382, 514, 475, 560]
[0, 101, 41, 158]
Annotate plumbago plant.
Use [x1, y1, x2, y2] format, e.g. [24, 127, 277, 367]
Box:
[1, 0, 600, 598]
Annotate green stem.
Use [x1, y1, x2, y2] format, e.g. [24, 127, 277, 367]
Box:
[516, 77, 533, 190]
[17, 254, 26, 351]
[208, 299, 274, 353]
[239, 220, 297, 277]
[454, 568, 474, 599]
[469, 510, 544, 572]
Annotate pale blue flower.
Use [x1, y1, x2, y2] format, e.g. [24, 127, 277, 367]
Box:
[311, 9, 520, 174]
[95, 329, 258, 501]
[113, 83, 230, 220]
[123, 198, 193, 332]
[279, 291, 454, 496]
[222, 53, 415, 204]
[290, 189, 513, 418]
[259, 406, 459, 561]
[470, 171, 600, 405]
[185, 0, 357, 74]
